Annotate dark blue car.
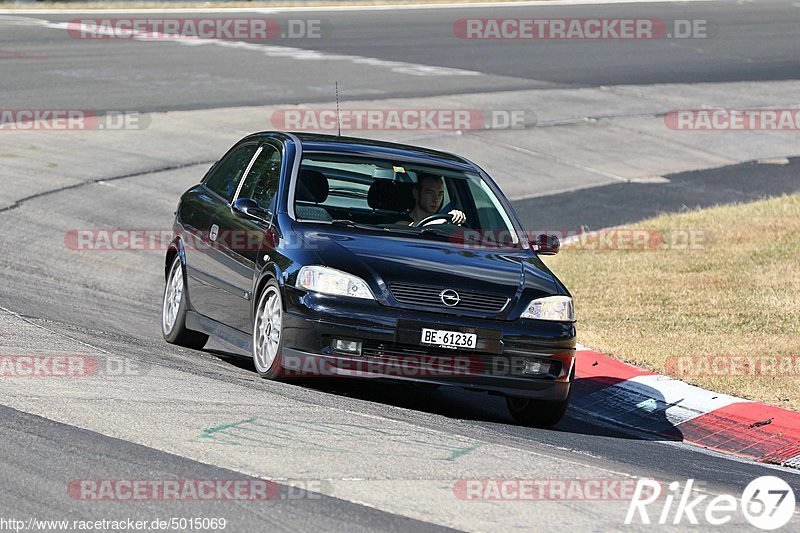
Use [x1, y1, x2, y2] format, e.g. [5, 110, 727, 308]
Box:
[162, 132, 576, 426]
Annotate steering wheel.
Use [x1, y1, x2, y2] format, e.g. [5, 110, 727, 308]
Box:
[414, 214, 453, 228]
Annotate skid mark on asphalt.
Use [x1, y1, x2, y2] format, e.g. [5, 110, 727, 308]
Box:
[194, 417, 483, 461]
[0, 160, 213, 215]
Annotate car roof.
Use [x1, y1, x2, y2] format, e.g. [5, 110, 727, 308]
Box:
[245, 131, 476, 171]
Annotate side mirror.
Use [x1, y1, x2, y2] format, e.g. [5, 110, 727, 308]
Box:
[231, 198, 270, 222]
[531, 233, 560, 255]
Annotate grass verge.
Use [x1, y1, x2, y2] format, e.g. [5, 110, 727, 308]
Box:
[543, 193, 800, 410]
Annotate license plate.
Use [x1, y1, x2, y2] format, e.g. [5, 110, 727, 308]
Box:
[421, 328, 477, 349]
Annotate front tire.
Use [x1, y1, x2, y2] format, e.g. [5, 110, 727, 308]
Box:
[252, 280, 285, 379]
[162, 255, 208, 350]
[507, 365, 574, 427]
[506, 395, 570, 428]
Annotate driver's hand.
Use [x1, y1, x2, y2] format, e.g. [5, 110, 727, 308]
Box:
[449, 210, 466, 225]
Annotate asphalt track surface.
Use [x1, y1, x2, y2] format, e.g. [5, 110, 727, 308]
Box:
[0, 405, 450, 532]
[0, 0, 797, 111]
[514, 156, 800, 230]
[1, 1, 800, 531]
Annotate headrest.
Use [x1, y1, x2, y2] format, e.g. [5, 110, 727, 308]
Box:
[367, 180, 415, 211]
[396, 182, 417, 211]
[296, 168, 329, 203]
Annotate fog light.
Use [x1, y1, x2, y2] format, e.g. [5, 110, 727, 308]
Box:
[522, 360, 551, 375]
[333, 339, 362, 355]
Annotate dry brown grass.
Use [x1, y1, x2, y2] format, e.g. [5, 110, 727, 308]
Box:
[543, 193, 800, 410]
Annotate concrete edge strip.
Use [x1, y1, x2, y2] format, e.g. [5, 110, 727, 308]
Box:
[573, 344, 800, 470]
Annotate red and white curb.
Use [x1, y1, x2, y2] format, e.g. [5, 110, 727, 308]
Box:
[573, 344, 800, 470]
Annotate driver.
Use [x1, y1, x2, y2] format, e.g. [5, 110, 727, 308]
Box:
[396, 174, 466, 226]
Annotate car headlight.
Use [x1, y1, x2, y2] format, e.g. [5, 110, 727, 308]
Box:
[521, 295, 574, 321]
[296, 266, 375, 300]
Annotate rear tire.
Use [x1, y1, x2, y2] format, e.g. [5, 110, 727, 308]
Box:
[162, 255, 208, 350]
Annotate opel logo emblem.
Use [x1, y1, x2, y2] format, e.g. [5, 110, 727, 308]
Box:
[440, 289, 461, 307]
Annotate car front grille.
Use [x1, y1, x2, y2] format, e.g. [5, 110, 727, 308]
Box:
[389, 283, 509, 314]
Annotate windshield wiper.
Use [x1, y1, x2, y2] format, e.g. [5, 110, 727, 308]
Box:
[379, 227, 423, 238]
[330, 220, 410, 234]
[330, 219, 359, 227]
[418, 227, 465, 242]
[331, 219, 407, 232]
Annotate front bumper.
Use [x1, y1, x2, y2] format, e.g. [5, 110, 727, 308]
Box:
[279, 287, 576, 400]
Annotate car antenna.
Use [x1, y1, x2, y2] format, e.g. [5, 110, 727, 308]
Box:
[335, 81, 341, 137]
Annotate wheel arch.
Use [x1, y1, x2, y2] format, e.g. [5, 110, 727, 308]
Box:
[252, 262, 285, 320]
[165, 237, 186, 279]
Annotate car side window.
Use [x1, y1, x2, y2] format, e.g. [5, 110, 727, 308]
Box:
[237, 144, 282, 211]
[204, 143, 258, 201]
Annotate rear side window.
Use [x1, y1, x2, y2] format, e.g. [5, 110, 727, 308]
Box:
[237, 144, 282, 211]
[204, 143, 258, 201]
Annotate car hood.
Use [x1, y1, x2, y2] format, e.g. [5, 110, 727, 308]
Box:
[298, 227, 562, 313]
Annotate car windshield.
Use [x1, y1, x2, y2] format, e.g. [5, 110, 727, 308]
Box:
[293, 153, 519, 247]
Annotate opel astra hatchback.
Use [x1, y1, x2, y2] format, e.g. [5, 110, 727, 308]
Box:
[162, 132, 576, 427]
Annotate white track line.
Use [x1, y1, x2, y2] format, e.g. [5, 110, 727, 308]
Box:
[0, 1, 720, 15]
[35, 19, 482, 77]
